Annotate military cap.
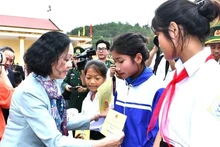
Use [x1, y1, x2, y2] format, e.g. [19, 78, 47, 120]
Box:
[73, 46, 85, 57]
[205, 26, 220, 45]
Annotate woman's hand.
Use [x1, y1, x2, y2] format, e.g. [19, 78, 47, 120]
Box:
[104, 132, 125, 147]
[91, 131, 125, 147]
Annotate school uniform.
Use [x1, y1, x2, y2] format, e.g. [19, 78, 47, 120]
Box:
[114, 67, 165, 147]
[159, 48, 220, 147]
[81, 91, 114, 140]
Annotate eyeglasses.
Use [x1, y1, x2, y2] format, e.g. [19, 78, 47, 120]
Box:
[97, 47, 107, 51]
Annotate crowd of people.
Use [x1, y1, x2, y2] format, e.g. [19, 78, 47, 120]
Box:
[0, 0, 220, 146]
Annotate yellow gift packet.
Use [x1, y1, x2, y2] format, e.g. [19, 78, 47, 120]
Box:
[75, 130, 90, 140]
[98, 78, 113, 114]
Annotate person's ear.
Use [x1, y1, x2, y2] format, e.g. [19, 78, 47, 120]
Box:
[169, 21, 179, 39]
[134, 53, 142, 64]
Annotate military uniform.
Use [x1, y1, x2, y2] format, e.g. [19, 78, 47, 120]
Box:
[61, 46, 88, 112]
[61, 68, 88, 112]
[205, 26, 220, 63]
[105, 59, 114, 69]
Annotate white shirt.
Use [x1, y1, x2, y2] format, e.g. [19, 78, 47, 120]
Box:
[159, 47, 220, 147]
[81, 91, 114, 131]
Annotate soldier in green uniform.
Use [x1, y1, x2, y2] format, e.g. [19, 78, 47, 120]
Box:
[205, 26, 220, 64]
[61, 46, 88, 112]
[95, 39, 114, 68]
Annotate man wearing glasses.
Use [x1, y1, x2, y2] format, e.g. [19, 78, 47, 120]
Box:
[95, 39, 113, 68]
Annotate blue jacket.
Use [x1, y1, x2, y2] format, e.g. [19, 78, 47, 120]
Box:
[114, 67, 164, 147]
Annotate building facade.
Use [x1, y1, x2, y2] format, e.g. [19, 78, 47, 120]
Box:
[0, 15, 92, 66]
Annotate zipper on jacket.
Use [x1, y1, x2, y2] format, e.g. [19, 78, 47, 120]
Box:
[124, 84, 132, 114]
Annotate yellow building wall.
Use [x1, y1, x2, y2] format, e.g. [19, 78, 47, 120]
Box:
[0, 39, 90, 65]
[0, 39, 35, 64]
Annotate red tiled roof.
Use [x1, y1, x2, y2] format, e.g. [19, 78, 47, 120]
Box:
[0, 15, 60, 30]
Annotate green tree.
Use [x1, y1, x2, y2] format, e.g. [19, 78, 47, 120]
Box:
[67, 22, 155, 50]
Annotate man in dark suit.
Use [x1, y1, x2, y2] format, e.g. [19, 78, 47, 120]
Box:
[0, 46, 15, 123]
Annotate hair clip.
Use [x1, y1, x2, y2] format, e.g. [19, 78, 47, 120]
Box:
[196, 0, 204, 5]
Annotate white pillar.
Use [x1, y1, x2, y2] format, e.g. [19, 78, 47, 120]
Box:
[18, 36, 25, 67]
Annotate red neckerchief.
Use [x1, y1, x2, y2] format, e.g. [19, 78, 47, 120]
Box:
[147, 54, 214, 147]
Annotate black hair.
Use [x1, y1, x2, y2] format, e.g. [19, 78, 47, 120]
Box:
[95, 39, 110, 50]
[13, 71, 22, 86]
[0, 46, 15, 63]
[110, 32, 149, 67]
[84, 59, 107, 78]
[0, 46, 14, 53]
[151, 0, 220, 51]
[13, 64, 25, 80]
[23, 31, 71, 77]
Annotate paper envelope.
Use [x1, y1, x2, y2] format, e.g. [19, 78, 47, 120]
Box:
[101, 109, 127, 137]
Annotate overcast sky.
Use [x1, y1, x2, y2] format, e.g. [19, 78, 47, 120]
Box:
[0, 0, 166, 33]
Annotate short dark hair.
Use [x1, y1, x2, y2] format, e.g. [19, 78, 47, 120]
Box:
[0, 46, 14, 53]
[84, 59, 107, 78]
[95, 39, 110, 50]
[13, 71, 22, 85]
[23, 31, 71, 77]
[0, 46, 15, 63]
[13, 64, 25, 80]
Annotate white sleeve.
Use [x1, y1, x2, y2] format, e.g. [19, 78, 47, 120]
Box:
[67, 114, 90, 130]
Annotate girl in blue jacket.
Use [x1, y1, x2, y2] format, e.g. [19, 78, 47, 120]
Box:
[110, 32, 165, 147]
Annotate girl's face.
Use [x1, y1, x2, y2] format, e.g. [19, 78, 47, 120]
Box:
[50, 43, 73, 80]
[157, 32, 175, 60]
[85, 67, 106, 93]
[112, 50, 139, 79]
